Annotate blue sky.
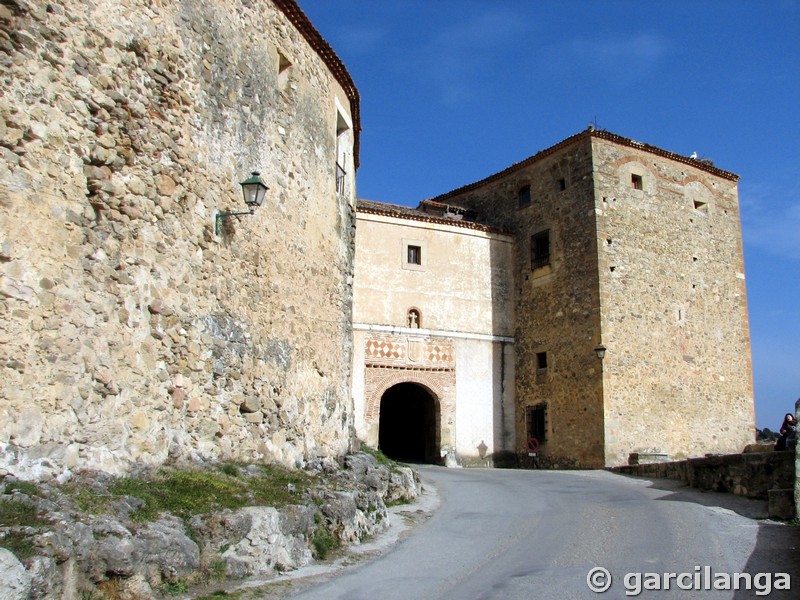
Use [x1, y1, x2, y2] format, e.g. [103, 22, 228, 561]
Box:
[298, 0, 800, 430]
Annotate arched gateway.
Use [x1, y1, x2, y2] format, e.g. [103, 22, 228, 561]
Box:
[378, 382, 440, 463]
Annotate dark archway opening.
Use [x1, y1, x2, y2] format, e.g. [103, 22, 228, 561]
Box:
[379, 382, 439, 464]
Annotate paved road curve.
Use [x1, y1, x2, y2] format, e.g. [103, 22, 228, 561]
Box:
[286, 466, 799, 599]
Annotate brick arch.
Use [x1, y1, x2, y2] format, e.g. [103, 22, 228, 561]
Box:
[365, 369, 445, 423]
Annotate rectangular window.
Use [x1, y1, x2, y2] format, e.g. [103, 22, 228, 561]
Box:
[558, 178, 566, 191]
[531, 229, 551, 269]
[631, 174, 643, 190]
[407, 245, 422, 265]
[335, 106, 351, 197]
[536, 352, 548, 370]
[518, 185, 531, 208]
[526, 404, 547, 443]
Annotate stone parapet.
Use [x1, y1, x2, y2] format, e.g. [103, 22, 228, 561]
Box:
[613, 451, 796, 518]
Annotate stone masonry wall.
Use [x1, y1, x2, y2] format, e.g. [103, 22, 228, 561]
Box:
[433, 131, 754, 468]
[434, 138, 606, 467]
[0, 0, 357, 478]
[614, 451, 795, 519]
[592, 137, 754, 465]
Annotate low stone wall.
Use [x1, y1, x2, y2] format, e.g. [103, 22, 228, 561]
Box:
[613, 451, 796, 519]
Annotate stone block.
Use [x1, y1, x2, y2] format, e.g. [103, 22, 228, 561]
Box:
[768, 488, 795, 520]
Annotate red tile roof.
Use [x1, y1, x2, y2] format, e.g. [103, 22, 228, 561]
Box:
[430, 128, 739, 204]
[357, 199, 509, 235]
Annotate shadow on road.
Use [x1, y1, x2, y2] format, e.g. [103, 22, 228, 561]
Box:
[629, 477, 800, 599]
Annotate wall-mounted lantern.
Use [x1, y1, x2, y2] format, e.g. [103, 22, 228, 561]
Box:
[215, 171, 269, 235]
[594, 343, 607, 361]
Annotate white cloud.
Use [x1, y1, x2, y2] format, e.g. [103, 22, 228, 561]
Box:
[419, 9, 532, 107]
[740, 180, 800, 262]
[561, 32, 672, 78]
[332, 25, 387, 56]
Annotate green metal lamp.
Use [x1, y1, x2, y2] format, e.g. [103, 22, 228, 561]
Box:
[215, 171, 269, 235]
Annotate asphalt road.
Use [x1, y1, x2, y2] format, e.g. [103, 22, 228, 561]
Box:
[284, 466, 800, 599]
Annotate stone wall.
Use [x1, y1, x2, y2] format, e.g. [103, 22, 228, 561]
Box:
[431, 137, 606, 467]
[592, 136, 754, 465]
[432, 130, 754, 468]
[0, 0, 358, 478]
[614, 451, 795, 519]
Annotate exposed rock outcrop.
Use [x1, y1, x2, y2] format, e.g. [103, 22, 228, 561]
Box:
[0, 453, 420, 599]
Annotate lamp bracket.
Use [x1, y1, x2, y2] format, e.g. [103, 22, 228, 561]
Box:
[215, 207, 255, 235]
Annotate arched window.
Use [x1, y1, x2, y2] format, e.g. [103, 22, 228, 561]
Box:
[407, 308, 421, 329]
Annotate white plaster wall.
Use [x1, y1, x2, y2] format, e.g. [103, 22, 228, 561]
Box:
[455, 338, 508, 463]
[353, 214, 514, 336]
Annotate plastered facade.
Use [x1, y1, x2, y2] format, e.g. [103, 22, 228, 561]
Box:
[351, 207, 516, 465]
[0, 0, 358, 477]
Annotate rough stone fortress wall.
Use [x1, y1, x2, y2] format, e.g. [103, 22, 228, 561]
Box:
[0, 0, 359, 477]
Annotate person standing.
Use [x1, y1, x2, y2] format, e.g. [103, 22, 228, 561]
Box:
[775, 412, 797, 451]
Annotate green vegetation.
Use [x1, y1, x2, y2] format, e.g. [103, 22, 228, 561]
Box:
[359, 446, 400, 469]
[2, 480, 41, 497]
[385, 496, 412, 508]
[311, 527, 340, 559]
[0, 530, 36, 558]
[65, 463, 314, 522]
[160, 579, 189, 595]
[0, 497, 49, 527]
[195, 591, 243, 600]
[0, 497, 52, 559]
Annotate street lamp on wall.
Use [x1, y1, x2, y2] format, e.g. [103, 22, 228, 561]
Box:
[594, 343, 607, 361]
[215, 171, 269, 235]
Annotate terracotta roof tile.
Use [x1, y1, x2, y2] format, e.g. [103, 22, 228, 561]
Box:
[430, 129, 739, 203]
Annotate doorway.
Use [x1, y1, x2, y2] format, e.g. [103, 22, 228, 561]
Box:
[378, 382, 439, 463]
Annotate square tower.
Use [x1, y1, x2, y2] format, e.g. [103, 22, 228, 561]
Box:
[432, 130, 754, 467]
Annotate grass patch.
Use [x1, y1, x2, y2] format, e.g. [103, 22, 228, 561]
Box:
[2, 480, 41, 497]
[0, 530, 37, 559]
[160, 579, 189, 595]
[359, 446, 396, 468]
[311, 527, 339, 560]
[63, 463, 314, 522]
[0, 498, 51, 560]
[195, 591, 242, 600]
[109, 471, 244, 521]
[208, 558, 228, 581]
[385, 496, 412, 508]
[220, 463, 240, 478]
[0, 498, 50, 527]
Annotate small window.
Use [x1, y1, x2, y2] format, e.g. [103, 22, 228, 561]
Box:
[526, 404, 547, 443]
[402, 239, 426, 271]
[407, 309, 421, 329]
[631, 174, 643, 190]
[278, 51, 292, 90]
[335, 110, 351, 197]
[557, 178, 566, 191]
[536, 352, 548, 370]
[693, 199, 708, 214]
[531, 229, 551, 270]
[518, 185, 531, 208]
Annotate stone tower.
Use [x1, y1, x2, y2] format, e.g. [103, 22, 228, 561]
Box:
[431, 129, 754, 467]
[0, 0, 360, 478]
